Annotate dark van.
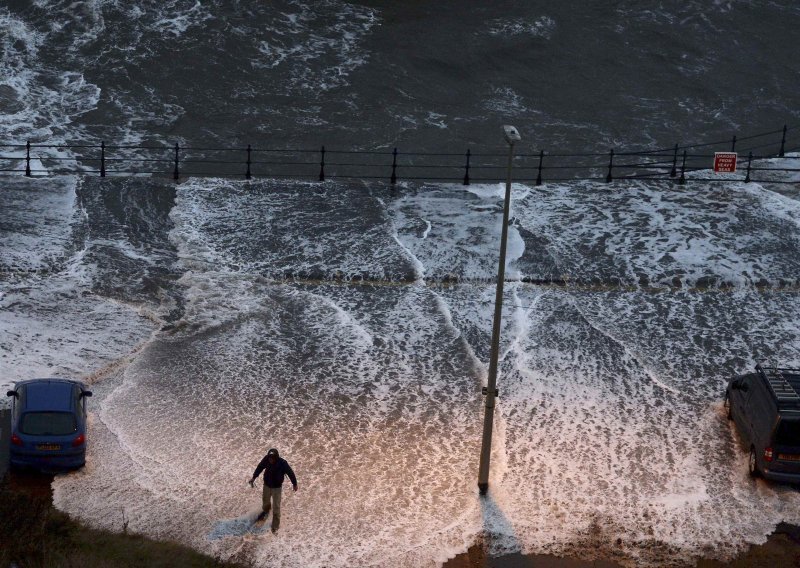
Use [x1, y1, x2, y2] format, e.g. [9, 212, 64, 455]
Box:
[725, 364, 800, 482]
[6, 378, 92, 471]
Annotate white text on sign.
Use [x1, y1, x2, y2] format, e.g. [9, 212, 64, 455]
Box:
[714, 152, 737, 173]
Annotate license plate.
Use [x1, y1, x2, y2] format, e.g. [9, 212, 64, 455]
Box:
[778, 454, 800, 461]
[35, 444, 61, 451]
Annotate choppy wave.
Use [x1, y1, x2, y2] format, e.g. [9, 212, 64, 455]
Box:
[0, 7, 100, 172]
[1, 0, 385, 168]
[252, 0, 378, 93]
[4, 1, 797, 157]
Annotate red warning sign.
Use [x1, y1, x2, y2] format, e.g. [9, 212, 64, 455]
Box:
[714, 152, 737, 173]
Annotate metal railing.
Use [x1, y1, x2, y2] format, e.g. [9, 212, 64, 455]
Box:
[1, 124, 798, 185]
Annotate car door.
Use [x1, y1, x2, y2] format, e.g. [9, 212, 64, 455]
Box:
[732, 376, 754, 445]
[12, 385, 24, 428]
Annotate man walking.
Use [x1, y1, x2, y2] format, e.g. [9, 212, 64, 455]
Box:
[249, 448, 298, 533]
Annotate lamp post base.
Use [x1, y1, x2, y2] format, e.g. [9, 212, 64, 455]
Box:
[478, 482, 488, 496]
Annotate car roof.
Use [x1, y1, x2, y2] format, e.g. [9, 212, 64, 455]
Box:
[756, 366, 800, 415]
[17, 379, 83, 412]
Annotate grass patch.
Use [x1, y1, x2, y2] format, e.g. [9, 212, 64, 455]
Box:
[0, 478, 245, 568]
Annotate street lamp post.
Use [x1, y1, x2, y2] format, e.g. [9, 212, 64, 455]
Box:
[478, 125, 521, 496]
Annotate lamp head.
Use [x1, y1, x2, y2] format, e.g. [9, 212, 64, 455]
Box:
[502, 125, 521, 145]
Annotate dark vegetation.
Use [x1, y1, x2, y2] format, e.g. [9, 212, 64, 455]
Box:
[0, 472, 244, 568]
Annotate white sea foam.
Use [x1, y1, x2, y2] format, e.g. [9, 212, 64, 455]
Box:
[486, 287, 800, 563]
[512, 178, 800, 288]
[252, 0, 378, 93]
[0, 275, 155, 398]
[388, 183, 528, 282]
[0, 7, 102, 172]
[152, 0, 212, 37]
[0, 176, 156, 400]
[487, 16, 556, 39]
[0, 176, 78, 272]
[0, 0, 219, 162]
[425, 112, 448, 129]
[47, 169, 800, 567]
[168, 178, 416, 281]
[55, 276, 486, 567]
[483, 87, 535, 117]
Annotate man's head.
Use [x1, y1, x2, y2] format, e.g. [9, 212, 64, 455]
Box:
[267, 448, 279, 463]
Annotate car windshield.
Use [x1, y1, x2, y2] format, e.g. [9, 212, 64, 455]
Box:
[774, 419, 800, 446]
[20, 412, 77, 436]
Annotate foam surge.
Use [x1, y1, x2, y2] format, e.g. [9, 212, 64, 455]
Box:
[512, 178, 800, 288]
[50, 174, 800, 567]
[54, 279, 487, 567]
[487, 287, 800, 564]
[0, 176, 157, 398]
[168, 178, 418, 282]
[388, 183, 528, 282]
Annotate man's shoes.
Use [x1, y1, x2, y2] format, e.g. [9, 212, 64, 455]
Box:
[271, 527, 278, 534]
[256, 512, 267, 522]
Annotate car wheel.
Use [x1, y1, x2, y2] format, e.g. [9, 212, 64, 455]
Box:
[723, 394, 732, 420]
[749, 447, 760, 478]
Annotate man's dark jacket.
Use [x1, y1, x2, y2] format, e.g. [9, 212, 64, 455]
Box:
[252, 450, 298, 489]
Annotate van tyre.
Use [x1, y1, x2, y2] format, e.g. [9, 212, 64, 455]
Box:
[749, 447, 760, 478]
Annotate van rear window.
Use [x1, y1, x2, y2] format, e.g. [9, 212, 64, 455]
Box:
[20, 412, 77, 436]
[774, 420, 800, 446]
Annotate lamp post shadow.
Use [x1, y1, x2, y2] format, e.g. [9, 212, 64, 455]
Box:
[478, 491, 522, 561]
[469, 492, 624, 568]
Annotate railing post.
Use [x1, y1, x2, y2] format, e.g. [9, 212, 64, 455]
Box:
[246, 144, 252, 180]
[670, 143, 679, 177]
[780, 124, 787, 157]
[745, 151, 753, 183]
[605, 149, 614, 183]
[390, 147, 397, 185]
[100, 141, 106, 177]
[463, 148, 471, 185]
[319, 145, 325, 182]
[679, 150, 687, 185]
[25, 141, 31, 177]
[173, 143, 180, 181]
[535, 150, 544, 186]
[731, 135, 737, 152]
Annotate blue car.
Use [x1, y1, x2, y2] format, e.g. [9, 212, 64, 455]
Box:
[6, 378, 92, 471]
